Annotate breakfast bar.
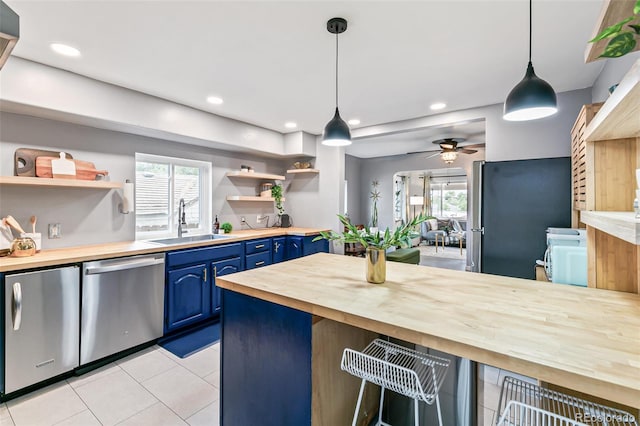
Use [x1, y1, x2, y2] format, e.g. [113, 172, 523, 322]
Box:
[217, 252, 640, 425]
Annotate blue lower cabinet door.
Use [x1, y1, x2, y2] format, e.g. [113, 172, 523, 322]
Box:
[303, 235, 329, 256]
[211, 257, 241, 312]
[286, 236, 303, 260]
[166, 264, 210, 332]
[272, 237, 286, 263]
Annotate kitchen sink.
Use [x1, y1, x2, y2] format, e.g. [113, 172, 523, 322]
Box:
[148, 234, 232, 245]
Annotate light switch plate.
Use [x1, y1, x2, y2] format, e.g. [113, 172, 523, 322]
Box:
[48, 223, 61, 239]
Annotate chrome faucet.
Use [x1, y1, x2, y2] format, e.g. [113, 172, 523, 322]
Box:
[177, 198, 188, 237]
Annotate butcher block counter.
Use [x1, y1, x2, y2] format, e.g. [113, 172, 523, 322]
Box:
[0, 227, 327, 272]
[217, 252, 640, 415]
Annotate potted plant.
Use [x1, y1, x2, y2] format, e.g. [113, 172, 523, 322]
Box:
[589, 0, 640, 58]
[314, 213, 429, 284]
[271, 184, 284, 217]
[221, 222, 233, 234]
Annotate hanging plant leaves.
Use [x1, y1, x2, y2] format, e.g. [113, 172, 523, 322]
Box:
[635, 0, 640, 15]
[600, 32, 637, 58]
[590, 17, 634, 42]
[630, 24, 640, 35]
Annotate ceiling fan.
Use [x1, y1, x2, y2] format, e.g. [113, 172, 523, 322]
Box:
[408, 138, 486, 164]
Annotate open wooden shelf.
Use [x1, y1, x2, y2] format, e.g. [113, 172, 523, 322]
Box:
[286, 169, 319, 174]
[585, 58, 640, 142]
[0, 176, 123, 189]
[226, 171, 285, 180]
[226, 196, 285, 202]
[584, 0, 639, 63]
[581, 211, 640, 245]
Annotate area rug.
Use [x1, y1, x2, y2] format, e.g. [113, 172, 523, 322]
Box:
[418, 245, 466, 260]
[159, 322, 220, 358]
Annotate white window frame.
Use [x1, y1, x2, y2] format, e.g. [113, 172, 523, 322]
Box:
[135, 153, 212, 240]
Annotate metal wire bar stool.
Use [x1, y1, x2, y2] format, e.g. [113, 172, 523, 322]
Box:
[341, 338, 451, 426]
[496, 376, 639, 426]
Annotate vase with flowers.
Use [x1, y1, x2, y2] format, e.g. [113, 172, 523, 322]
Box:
[313, 213, 429, 284]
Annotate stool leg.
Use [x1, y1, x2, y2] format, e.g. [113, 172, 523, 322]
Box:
[377, 386, 386, 426]
[352, 379, 366, 426]
[414, 398, 420, 426]
[435, 393, 443, 426]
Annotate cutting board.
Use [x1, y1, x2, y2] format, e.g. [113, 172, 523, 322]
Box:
[14, 148, 73, 177]
[36, 157, 109, 180]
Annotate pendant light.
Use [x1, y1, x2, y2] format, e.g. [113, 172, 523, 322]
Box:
[322, 17, 351, 146]
[503, 0, 557, 121]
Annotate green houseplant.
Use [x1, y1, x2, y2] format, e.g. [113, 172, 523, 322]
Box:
[221, 222, 233, 234]
[590, 0, 640, 58]
[313, 213, 430, 284]
[271, 184, 284, 217]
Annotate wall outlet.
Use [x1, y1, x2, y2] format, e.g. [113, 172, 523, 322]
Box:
[240, 217, 246, 225]
[48, 223, 61, 239]
[256, 215, 263, 223]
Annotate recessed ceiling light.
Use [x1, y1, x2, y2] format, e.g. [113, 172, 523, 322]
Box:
[430, 102, 446, 110]
[284, 122, 297, 129]
[348, 119, 360, 125]
[206, 96, 224, 105]
[50, 43, 81, 57]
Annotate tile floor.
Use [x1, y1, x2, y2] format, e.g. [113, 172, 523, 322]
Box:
[0, 343, 220, 426]
[478, 364, 537, 426]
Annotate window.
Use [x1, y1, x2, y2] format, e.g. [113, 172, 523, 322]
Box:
[429, 179, 467, 219]
[135, 153, 212, 239]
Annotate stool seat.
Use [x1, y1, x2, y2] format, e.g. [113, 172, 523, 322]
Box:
[387, 248, 420, 265]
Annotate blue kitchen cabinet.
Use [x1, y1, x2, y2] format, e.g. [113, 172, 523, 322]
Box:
[286, 235, 329, 260]
[244, 238, 272, 269]
[164, 242, 243, 334]
[211, 257, 241, 312]
[166, 263, 210, 332]
[272, 237, 286, 263]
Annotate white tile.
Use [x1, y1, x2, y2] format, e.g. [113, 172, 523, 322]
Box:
[160, 345, 220, 379]
[7, 382, 86, 426]
[480, 404, 496, 426]
[479, 364, 500, 385]
[478, 381, 501, 413]
[54, 410, 101, 426]
[186, 401, 219, 426]
[203, 370, 219, 388]
[117, 347, 179, 382]
[0, 403, 15, 426]
[74, 369, 158, 426]
[142, 365, 218, 419]
[118, 402, 187, 426]
[67, 362, 121, 389]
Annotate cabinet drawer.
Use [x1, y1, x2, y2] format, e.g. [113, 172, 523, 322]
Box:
[245, 251, 272, 270]
[167, 243, 243, 268]
[245, 238, 271, 255]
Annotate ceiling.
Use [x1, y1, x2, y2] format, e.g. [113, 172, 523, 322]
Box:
[7, 1, 605, 156]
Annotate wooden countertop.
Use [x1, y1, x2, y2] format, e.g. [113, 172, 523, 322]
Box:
[216, 253, 640, 408]
[0, 227, 327, 272]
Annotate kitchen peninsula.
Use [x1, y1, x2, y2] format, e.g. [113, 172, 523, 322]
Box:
[217, 253, 640, 425]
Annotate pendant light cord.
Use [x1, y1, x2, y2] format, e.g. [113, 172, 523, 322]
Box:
[335, 32, 339, 108]
[528, 0, 532, 63]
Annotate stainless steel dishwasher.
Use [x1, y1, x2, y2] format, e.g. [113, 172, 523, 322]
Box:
[4, 266, 80, 394]
[81, 253, 165, 365]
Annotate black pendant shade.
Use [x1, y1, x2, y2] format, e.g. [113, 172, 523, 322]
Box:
[322, 107, 351, 146]
[503, 0, 557, 121]
[503, 62, 557, 121]
[322, 17, 351, 146]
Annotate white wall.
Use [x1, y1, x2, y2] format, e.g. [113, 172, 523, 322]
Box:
[345, 154, 362, 222]
[0, 112, 288, 249]
[591, 52, 640, 102]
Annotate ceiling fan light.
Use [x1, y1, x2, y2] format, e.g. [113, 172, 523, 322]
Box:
[441, 151, 457, 163]
[503, 63, 557, 121]
[322, 107, 352, 146]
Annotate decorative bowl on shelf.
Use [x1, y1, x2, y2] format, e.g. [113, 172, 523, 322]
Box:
[292, 161, 311, 169]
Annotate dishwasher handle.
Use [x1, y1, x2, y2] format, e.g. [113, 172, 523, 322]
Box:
[12, 282, 22, 331]
[85, 256, 164, 275]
